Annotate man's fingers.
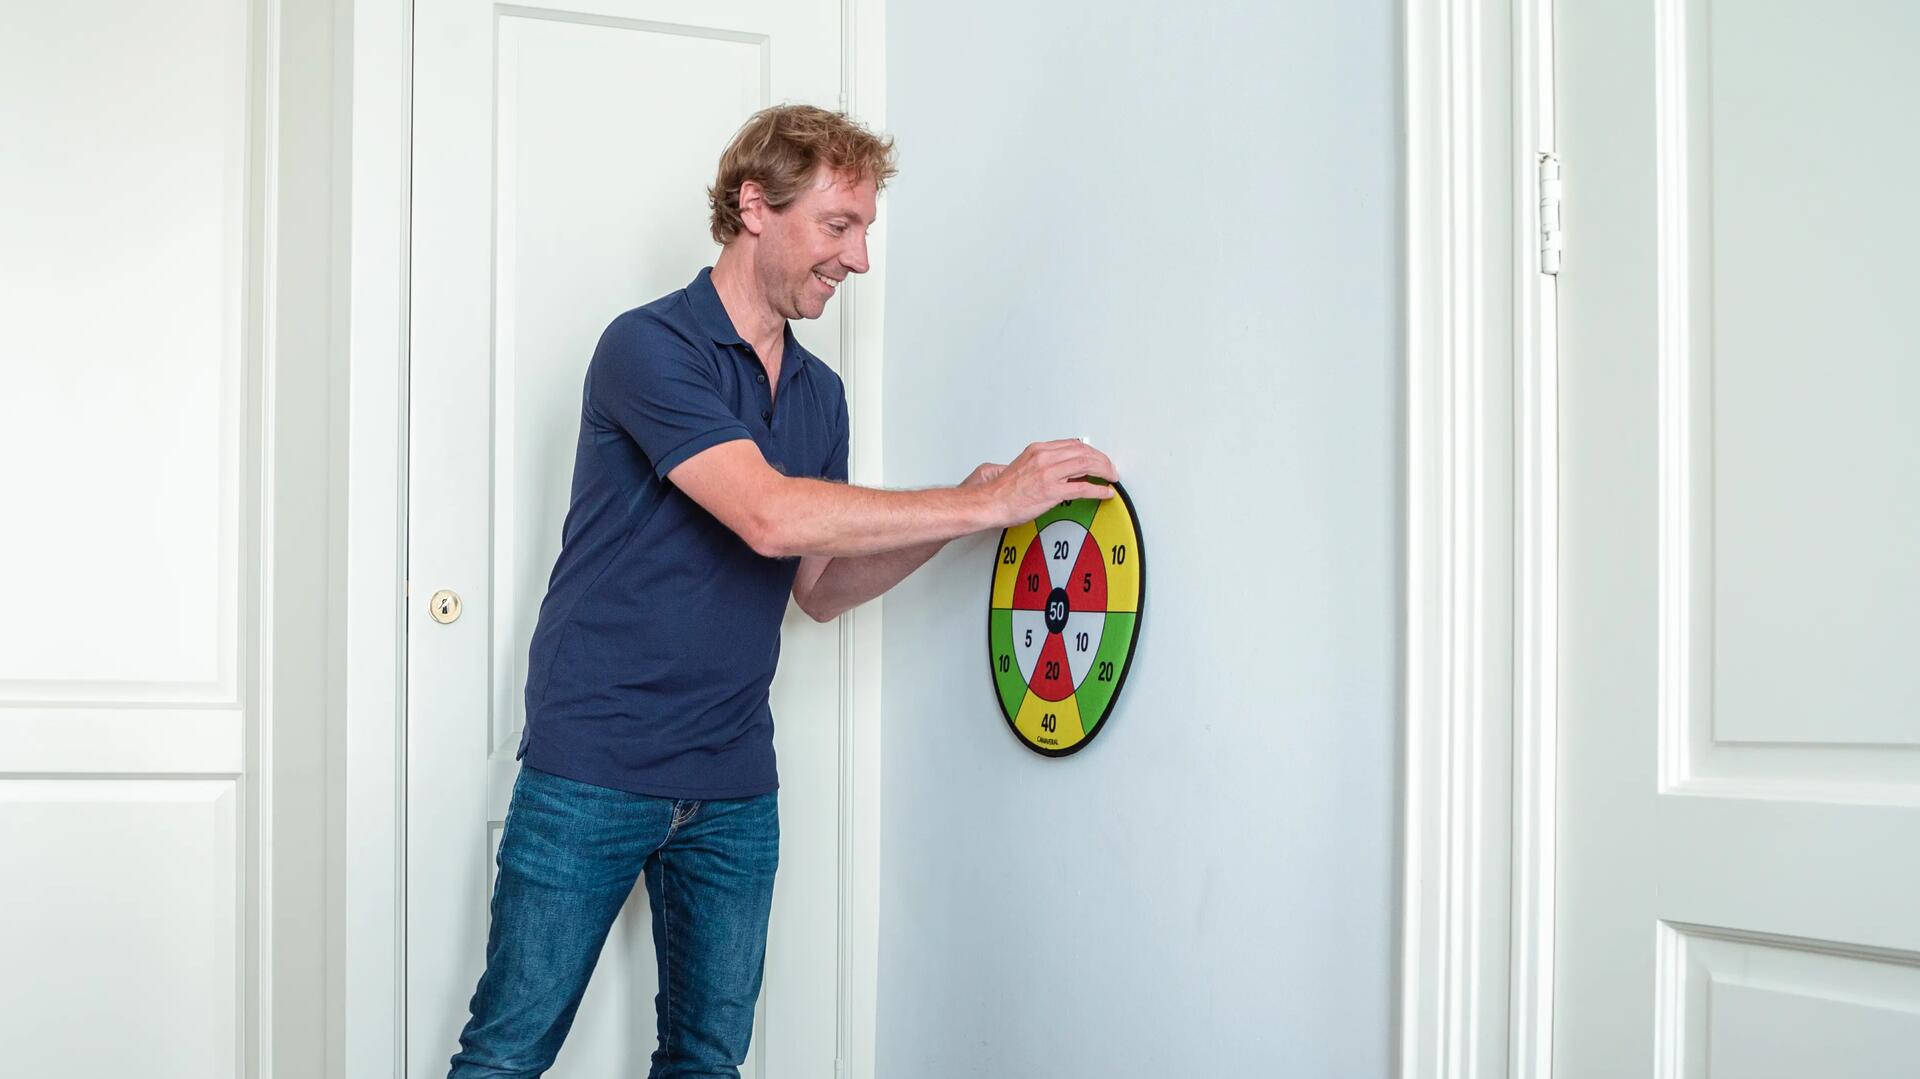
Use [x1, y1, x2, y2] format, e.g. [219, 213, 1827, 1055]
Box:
[1065, 448, 1118, 482]
[1037, 443, 1106, 468]
[1013, 441, 1119, 492]
[1066, 480, 1116, 500]
[1028, 438, 1095, 457]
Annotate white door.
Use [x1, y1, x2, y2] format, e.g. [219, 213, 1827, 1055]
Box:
[0, 3, 253, 1075]
[1556, 1, 1920, 1075]
[407, 2, 848, 1075]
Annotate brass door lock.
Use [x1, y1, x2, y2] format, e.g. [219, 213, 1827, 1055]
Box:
[429, 589, 462, 624]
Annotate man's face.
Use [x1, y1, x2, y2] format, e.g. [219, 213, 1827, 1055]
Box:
[750, 165, 877, 321]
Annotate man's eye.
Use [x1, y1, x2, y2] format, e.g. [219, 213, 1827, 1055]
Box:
[827, 222, 846, 235]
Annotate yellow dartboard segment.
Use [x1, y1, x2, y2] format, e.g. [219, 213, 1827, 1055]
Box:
[1014, 689, 1085, 751]
[1087, 493, 1142, 613]
[990, 520, 1038, 609]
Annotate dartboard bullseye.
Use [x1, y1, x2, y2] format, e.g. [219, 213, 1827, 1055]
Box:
[987, 481, 1144, 756]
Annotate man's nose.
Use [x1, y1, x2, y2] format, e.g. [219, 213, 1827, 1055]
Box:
[843, 234, 871, 275]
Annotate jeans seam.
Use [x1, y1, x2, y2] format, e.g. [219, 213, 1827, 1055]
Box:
[667, 799, 700, 836]
[660, 847, 676, 1065]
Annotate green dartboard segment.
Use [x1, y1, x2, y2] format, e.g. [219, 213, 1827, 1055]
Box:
[1032, 497, 1100, 533]
[987, 609, 1028, 718]
[1069, 612, 1138, 730]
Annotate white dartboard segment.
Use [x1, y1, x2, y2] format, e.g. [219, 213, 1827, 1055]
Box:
[1010, 610, 1050, 685]
[1063, 611, 1106, 687]
[1038, 520, 1089, 591]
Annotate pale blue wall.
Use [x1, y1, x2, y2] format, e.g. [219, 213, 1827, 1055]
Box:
[875, 3, 1402, 1075]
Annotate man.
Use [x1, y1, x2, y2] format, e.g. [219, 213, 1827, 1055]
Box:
[447, 104, 1116, 1078]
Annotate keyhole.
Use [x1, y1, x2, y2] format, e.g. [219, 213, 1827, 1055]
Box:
[429, 589, 462, 624]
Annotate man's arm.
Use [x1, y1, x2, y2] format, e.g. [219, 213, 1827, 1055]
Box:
[788, 463, 1003, 622]
[667, 438, 1115, 560]
[788, 541, 941, 622]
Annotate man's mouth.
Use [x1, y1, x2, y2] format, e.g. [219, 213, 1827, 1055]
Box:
[811, 270, 839, 291]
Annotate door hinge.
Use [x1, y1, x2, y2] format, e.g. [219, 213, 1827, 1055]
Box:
[1538, 151, 1563, 275]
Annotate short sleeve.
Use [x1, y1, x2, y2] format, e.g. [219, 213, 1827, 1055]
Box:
[585, 314, 751, 480]
[822, 385, 850, 483]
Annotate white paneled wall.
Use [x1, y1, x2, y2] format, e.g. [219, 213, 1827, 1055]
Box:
[0, 0, 332, 1074]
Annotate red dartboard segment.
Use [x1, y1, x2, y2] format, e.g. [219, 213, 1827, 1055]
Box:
[1067, 533, 1107, 611]
[1029, 631, 1075, 701]
[1012, 537, 1049, 610]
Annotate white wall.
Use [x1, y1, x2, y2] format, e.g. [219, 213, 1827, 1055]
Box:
[875, 3, 1402, 1075]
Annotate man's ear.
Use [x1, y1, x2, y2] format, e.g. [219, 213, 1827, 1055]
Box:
[737, 179, 768, 237]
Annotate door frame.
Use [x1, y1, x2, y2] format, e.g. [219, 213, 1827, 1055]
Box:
[1399, 0, 1557, 1076]
[340, 1, 890, 1073]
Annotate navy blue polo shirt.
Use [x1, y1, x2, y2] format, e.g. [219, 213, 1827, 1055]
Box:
[517, 267, 849, 798]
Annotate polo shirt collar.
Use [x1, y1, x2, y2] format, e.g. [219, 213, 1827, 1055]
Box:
[687, 266, 747, 346]
[687, 266, 810, 385]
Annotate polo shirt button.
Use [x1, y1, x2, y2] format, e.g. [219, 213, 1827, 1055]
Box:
[761, 410, 772, 423]
[755, 372, 767, 384]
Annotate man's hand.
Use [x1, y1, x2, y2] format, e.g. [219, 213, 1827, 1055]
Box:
[979, 439, 1118, 527]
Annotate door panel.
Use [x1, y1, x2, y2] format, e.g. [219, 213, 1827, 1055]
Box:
[1701, 1, 1919, 752]
[409, 2, 845, 1074]
[0, 2, 252, 1074]
[1556, 1, 1920, 1075]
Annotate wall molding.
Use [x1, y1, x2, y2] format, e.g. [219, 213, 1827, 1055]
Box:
[839, 4, 887, 1077]
[1400, 0, 1556, 1076]
[340, 0, 413, 1073]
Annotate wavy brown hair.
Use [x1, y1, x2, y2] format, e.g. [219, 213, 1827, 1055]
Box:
[707, 104, 898, 245]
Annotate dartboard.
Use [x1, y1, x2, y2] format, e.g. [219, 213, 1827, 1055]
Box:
[987, 481, 1144, 756]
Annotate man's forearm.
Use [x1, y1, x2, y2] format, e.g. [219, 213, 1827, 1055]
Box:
[758, 476, 999, 558]
[802, 539, 948, 621]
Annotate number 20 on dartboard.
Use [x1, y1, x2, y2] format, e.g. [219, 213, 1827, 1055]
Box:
[987, 481, 1145, 756]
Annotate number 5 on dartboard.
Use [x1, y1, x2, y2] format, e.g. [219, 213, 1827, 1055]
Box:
[986, 481, 1145, 757]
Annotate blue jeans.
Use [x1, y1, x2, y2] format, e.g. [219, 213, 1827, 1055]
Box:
[447, 764, 780, 1078]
